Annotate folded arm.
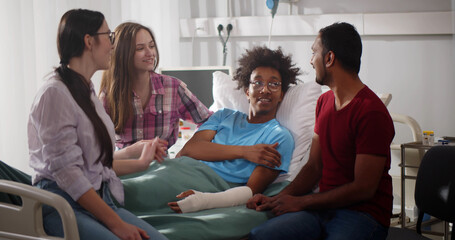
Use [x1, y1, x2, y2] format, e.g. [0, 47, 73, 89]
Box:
[179, 130, 281, 168]
[293, 153, 386, 210]
[249, 134, 387, 215]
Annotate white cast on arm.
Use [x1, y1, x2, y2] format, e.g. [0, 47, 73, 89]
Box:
[177, 186, 253, 213]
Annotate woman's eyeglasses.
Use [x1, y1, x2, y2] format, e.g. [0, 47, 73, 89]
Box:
[92, 31, 115, 44]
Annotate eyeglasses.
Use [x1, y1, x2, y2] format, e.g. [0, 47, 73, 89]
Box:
[249, 81, 282, 92]
[92, 31, 115, 44]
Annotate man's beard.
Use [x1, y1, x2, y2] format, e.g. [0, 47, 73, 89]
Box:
[315, 65, 328, 86]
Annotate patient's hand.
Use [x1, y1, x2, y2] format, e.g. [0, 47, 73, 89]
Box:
[243, 143, 281, 168]
[168, 189, 195, 213]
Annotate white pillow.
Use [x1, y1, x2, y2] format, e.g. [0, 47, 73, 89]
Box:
[210, 71, 322, 182]
[210, 71, 249, 113]
[275, 81, 322, 182]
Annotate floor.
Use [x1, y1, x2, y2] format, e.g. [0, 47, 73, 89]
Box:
[390, 215, 452, 240]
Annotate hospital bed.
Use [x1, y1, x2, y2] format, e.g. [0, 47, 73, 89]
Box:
[0, 71, 321, 240]
[118, 72, 323, 239]
[0, 72, 422, 240]
[0, 179, 79, 240]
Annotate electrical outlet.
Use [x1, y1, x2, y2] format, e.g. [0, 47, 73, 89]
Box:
[213, 18, 236, 36]
[194, 18, 209, 36]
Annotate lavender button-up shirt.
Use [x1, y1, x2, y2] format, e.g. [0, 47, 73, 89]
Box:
[28, 73, 124, 204]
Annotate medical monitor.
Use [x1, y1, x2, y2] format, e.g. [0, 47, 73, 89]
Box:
[159, 66, 232, 108]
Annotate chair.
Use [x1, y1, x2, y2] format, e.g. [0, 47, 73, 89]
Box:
[387, 146, 455, 240]
[415, 145, 455, 240]
[0, 180, 79, 239]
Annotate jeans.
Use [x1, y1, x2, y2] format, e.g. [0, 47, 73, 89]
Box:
[36, 179, 167, 240]
[249, 209, 388, 240]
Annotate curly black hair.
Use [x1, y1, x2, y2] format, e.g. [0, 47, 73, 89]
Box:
[233, 46, 301, 93]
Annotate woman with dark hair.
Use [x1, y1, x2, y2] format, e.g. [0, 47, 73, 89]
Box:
[28, 9, 168, 239]
[100, 22, 211, 150]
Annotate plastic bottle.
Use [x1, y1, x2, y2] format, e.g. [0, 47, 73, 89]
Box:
[422, 131, 429, 145]
[422, 131, 435, 146]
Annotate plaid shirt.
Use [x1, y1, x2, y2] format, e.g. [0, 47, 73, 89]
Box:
[100, 72, 212, 149]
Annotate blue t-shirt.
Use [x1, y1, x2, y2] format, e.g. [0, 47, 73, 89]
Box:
[197, 108, 294, 183]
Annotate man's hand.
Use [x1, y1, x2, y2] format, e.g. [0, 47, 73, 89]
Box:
[247, 193, 305, 216]
[246, 193, 274, 210]
[243, 143, 281, 168]
[269, 195, 305, 216]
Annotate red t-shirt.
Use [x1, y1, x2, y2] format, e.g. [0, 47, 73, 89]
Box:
[314, 86, 394, 227]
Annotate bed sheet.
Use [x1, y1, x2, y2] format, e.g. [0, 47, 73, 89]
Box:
[120, 156, 289, 240]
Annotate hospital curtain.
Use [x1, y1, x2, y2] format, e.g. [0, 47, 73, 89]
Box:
[0, 0, 179, 173]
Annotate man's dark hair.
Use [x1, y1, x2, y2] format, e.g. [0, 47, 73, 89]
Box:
[233, 46, 301, 93]
[319, 22, 362, 74]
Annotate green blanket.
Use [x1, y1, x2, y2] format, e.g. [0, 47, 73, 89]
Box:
[0, 159, 287, 240]
[0, 161, 32, 205]
[120, 157, 288, 240]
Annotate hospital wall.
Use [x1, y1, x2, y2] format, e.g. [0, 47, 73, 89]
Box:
[177, 0, 455, 170]
[178, 0, 455, 145]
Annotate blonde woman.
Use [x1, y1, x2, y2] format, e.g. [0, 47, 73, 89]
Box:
[100, 22, 212, 149]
